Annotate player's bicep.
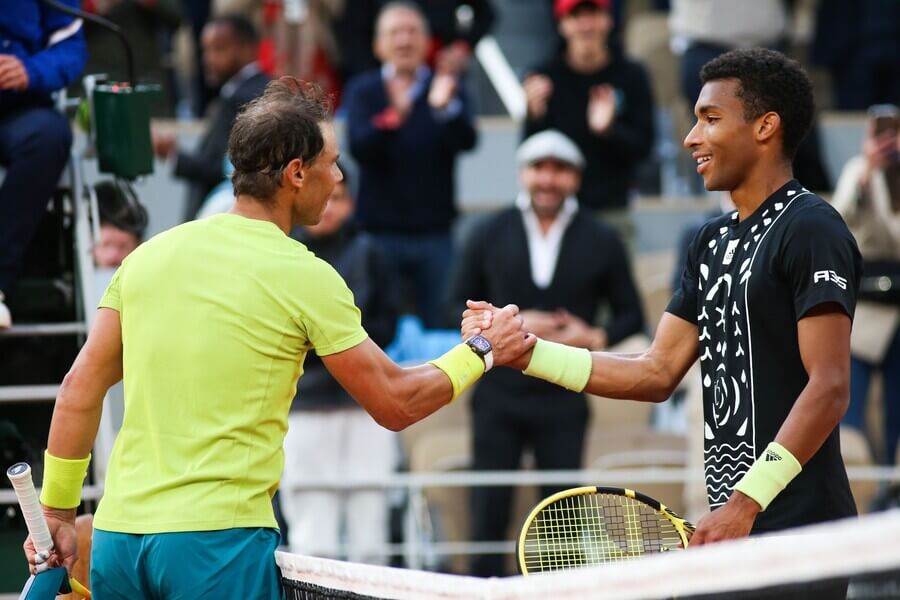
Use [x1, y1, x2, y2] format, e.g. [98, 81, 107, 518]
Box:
[75, 308, 124, 388]
[797, 304, 851, 383]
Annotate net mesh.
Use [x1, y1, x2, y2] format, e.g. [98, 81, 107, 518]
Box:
[278, 509, 900, 600]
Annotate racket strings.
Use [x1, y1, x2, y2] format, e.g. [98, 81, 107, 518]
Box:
[521, 493, 685, 573]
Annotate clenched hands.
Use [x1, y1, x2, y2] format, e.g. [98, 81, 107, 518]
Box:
[461, 300, 536, 368]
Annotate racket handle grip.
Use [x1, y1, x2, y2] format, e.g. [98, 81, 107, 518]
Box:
[7, 463, 54, 557]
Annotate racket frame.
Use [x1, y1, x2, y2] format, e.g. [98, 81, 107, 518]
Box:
[517, 485, 696, 575]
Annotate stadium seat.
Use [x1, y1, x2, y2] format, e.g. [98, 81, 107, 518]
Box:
[840, 425, 878, 514]
[584, 427, 689, 516]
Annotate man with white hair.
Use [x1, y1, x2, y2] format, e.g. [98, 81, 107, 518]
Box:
[447, 129, 645, 576]
[343, 1, 477, 329]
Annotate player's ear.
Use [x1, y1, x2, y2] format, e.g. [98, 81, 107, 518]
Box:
[756, 112, 781, 145]
[283, 157, 305, 190]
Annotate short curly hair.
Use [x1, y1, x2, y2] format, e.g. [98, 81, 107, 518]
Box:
[228, 77, 333, 200]
[700, 48, 814, 160]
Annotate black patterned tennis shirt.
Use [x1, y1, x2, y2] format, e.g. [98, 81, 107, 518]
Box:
[667, 180, 861, 531]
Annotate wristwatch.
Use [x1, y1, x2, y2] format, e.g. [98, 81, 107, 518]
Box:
[464, 334, 494, 372]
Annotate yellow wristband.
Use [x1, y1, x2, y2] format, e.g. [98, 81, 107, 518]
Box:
[429, 343, 485, 402]
[39, 451, 91, 510]
[733, 442, 801, 511]
[523, 338, 592, 392]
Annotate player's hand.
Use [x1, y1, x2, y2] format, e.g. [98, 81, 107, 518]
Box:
[480, 303, 536, 367]
[689, 492, 760, 547]
[587, 84, 616, 135]
[523, 74, 553, 119]
[0, 55, 30, 91]
[461, 299, 496, 338]
[24, 507, 78, 574]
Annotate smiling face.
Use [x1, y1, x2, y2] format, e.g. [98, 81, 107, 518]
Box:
[290, 122, 343, 227]
[520, 158, 581, 218]
[684, 79, 764, 192]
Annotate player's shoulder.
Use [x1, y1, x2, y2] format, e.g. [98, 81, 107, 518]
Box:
[285, 238, 349, 284]
[781, 192, 853, 237]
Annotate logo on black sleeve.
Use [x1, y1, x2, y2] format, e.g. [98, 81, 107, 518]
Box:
[813, 270, 847, 290]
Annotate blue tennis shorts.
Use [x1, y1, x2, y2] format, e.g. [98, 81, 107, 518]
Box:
[91, 527, 282, 599]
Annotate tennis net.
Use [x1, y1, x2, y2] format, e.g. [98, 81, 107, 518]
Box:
[278, 508, 900, 599]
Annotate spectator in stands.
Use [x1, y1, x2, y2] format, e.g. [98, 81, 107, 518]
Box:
[334, 0, 495, 87]
[812, 0, 900, 111]
[82, 0, 182, 117]
[344, 2, 477, 328]
[281, 168, 400, 563]
[670, 0, 788, 108]
[92, 180, 149, 269]
[523, 0, 655, 243]
[266, 1, 345, 102]
[448, 130, 644, 577]
[831, 105, 900, 465]
[0, 0, 86, 329]
[671, 0, 832, 193]
[152, 15, 270, 220]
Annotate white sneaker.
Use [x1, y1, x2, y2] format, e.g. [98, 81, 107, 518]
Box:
[0, 292, 10, 329]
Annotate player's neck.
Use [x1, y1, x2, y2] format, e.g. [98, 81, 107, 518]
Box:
[230, 195, 292, 235]
[730, 161, 794, 222]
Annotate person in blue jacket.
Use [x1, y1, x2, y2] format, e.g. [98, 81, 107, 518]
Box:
[0, 0, 86, 329]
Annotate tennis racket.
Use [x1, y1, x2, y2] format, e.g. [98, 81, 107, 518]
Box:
[517, 486, 695, 574]
[6, 463, 91, 599]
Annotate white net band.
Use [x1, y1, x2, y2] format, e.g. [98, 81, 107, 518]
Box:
[278, 509, 900, 600]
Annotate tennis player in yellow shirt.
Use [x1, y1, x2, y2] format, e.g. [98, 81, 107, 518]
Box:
[23, 77, 534, 598]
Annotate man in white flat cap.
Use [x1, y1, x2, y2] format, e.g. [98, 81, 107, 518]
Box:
[447, 129, 645, 577]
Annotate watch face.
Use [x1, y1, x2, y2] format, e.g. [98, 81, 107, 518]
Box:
[467, 335, 492, 355]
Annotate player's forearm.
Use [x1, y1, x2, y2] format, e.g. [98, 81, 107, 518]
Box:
[774, 369, 849, 465]
[582, 350, 680, 403]
[382, 364, 456, 431]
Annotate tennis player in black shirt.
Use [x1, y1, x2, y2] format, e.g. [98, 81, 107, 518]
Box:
[463, 48, 861, 545]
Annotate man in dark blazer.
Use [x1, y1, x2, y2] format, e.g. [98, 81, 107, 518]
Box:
[152, 15, 270, 220]
[447, 129, 644, 576]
